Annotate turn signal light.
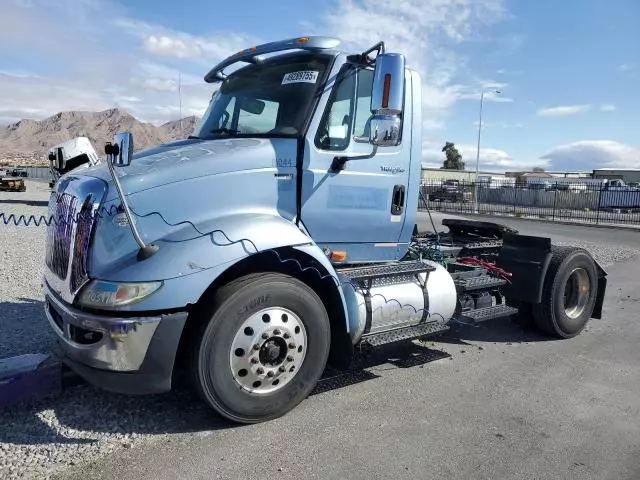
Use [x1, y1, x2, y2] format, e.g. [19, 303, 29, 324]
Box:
[330, 250, 347, 262]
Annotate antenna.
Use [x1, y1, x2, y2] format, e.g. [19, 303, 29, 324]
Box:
[178, 71, 183, 134]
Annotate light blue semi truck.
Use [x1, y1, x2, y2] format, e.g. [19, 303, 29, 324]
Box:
[43, 36, 608, 424]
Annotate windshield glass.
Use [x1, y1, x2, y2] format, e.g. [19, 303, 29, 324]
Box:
[193, 53, 332, 140]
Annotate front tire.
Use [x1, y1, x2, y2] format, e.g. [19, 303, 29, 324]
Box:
[190, 272, 331, 424]
[532, 246, 598, 339]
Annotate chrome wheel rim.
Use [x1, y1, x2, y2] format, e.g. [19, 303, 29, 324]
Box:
[229, 307, 307, 394]
[563, 268, 590, 319]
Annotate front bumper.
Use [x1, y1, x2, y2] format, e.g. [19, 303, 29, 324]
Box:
[43, 281, 188, 395]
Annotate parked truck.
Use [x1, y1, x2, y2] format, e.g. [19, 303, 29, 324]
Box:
[42, 36, 608, 424]
[47, 136, 100, 189]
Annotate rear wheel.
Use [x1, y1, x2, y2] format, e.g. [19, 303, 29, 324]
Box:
[190, 272, 331, 424]
[532, 246, 598, 338]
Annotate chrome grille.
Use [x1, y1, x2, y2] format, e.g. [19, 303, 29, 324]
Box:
[70, 195, 94, 293]
[44, 175, 107, 303]
[45, 193, 78, 279]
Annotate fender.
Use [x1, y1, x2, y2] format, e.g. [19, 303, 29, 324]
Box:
[86, 211, 351, 332]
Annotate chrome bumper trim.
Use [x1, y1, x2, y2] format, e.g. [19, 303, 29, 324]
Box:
[44, 281, 165, 372]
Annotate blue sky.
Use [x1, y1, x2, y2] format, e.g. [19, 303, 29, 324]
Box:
[1, 0, 638, 172]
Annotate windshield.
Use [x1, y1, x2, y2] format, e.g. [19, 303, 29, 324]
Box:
[192, 53, 332, 140]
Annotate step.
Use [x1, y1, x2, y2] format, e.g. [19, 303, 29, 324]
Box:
[454, 275, 507, 292]
[456, 304, 519, 324]
[359, 321, 450, 347]
[338, 261, 436, 283]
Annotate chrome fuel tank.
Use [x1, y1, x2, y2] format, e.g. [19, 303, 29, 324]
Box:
[340, 260, 457, 344]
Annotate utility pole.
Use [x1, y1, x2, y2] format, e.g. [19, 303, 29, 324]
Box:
[473, 87, 501, 213]
[178, 71, 183, 134]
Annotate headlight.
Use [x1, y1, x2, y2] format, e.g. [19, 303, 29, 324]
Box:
[77, 280, 163, 308]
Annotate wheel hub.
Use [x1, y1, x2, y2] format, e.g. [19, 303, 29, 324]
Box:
[229, 307, 307, 394]
[259, 337, 287, 366]
[563, 267, 590, 319]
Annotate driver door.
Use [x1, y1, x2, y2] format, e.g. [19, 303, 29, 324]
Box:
[299, 63, 413, 263]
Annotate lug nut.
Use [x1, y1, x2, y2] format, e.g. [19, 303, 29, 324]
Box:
[273, 329, 281, 336]
[257, 367, 264, 375]
[267, 371, 274, 378]
[253, 344, 260, 351]
[250, 357, 259, 364]
[262, 332, 269, 339]
[288, 343, 296, 349]
[286, 355, 294, 362]
[279, 366, 286, 372]
[283, 333, 290, 339]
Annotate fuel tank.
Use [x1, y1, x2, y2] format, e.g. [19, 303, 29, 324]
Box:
[340, 260, 458, 345]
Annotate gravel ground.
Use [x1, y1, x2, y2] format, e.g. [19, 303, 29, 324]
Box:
[1, 185, 639, 479]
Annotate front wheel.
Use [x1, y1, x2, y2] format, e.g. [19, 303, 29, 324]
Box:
[190, 272, 331, 424]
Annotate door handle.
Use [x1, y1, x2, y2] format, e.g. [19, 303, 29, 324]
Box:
[391, 184, 406, 215]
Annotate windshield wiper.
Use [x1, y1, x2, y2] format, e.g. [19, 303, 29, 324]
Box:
[209, 128, 240, 136]
[187, 135, 200, 139]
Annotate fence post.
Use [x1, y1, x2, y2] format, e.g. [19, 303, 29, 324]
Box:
[595, 184, 602, 225]
[552, 187, 557, 221]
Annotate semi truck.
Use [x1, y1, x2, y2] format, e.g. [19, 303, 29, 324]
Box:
[47, 137, 100, 189]
[42, 36, 608, 424]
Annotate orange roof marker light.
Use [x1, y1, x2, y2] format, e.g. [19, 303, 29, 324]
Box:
[296, 37, 310, 43]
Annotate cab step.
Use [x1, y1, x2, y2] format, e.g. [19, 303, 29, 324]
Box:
[339, 260, 435, 281]
[454, 274, 507, 292]
[359, 320, 450, 347]
[338, 260, 436, 287]
[455, 304, 518, 324]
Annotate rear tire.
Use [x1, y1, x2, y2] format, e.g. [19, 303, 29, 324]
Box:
[190, 272, 331, 424]
[531, 246, 598, 339]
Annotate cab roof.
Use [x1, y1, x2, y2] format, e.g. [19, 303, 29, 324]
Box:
[204, 36, 342, 83]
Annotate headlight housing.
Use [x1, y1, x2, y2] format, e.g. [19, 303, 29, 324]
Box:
[77, 280, 163, 309]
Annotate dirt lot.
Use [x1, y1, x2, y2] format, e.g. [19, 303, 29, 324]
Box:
[1, 182, 640, 480]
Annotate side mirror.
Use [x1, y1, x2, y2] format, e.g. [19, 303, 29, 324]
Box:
[369, 115, 402, 147]
[369, 53, 405, 147]
[105, 132, 134, 167]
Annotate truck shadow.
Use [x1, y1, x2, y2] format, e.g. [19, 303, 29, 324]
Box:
[438, 316, 553, 345]
[0, 296, 450, 446]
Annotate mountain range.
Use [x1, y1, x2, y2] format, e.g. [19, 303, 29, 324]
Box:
[0, 108, 200, 166]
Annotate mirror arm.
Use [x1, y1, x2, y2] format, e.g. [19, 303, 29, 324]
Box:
[330, 144, 378, 173]
[104, 142, 159, 261]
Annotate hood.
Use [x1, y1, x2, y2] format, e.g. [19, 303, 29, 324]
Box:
[81, 137, 292, 202]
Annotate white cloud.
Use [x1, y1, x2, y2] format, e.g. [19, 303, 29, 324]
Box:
[421, 139, 541, 172]
[143, 35, 203, 59]
[115, 18, 258, 62]
[618, 62, 637, 73]
[313, 0, 509, 128]
[0, 0, 228, 124]
[600, 104, 616, 112]
[0, 0, 513, 136]
[536, 105, 591, 117]
[540, 141, 640, 171]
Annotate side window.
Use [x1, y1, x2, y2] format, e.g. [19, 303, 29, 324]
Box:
[315, 66, 377, 151]
[353, 68, 374, 138]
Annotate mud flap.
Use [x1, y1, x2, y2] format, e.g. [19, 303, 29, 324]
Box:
[496, 232, 553, 304]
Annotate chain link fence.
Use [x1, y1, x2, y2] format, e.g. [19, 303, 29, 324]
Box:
[419, 179, 640, 227]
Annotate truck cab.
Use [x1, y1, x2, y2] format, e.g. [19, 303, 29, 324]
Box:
[43, 36, 607, 424]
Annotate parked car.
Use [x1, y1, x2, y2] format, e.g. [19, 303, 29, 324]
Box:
[428, 180, 472, 203]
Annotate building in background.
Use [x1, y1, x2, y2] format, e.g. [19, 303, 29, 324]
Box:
[592, 169, 640, 184]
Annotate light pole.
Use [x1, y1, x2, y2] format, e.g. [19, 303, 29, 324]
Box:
[473, 87, 501, 213]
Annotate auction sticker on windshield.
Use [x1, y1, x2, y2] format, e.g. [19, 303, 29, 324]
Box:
[282, 71, 319, 84]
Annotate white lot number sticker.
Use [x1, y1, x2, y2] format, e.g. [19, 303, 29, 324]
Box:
[282, 70, 319, 85]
